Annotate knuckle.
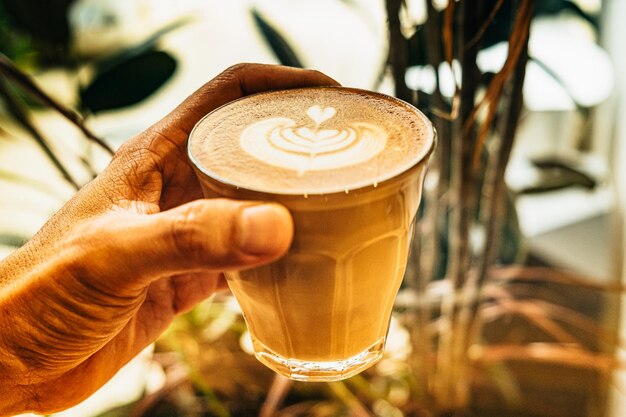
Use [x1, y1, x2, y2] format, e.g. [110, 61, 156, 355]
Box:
[112, 138, 136, 158]
[224, 62, 253, 75]
[168, 201, 241, 268]
[169, 203, 226, 265]
[103, 147, 162, 207]
[169, 205, 205, 262]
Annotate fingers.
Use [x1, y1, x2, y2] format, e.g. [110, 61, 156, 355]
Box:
[154, 63, 341, 146]
[78, 199, 293, 293]
[162, 272, 223, 314]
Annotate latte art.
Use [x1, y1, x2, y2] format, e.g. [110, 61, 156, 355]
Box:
[188, 87, 434, 194]
[240, 106, 387, 173]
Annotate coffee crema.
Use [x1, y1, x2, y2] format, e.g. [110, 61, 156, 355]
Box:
[188, 87, 434, 195]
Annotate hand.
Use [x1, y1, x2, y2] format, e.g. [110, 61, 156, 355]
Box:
[0, 63, 339, 416]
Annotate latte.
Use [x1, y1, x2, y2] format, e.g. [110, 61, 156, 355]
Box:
[188, 87, 433, 194]
[188, 87, 435, 381]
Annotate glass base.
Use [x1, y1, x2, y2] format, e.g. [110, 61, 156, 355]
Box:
[253, 337, 385, 382]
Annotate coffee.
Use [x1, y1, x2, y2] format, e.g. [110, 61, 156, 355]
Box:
[188, 87, 432, 194]
[188, 87, 435, 381]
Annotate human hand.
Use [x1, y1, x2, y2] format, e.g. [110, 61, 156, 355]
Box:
[0, 63, 339, 416]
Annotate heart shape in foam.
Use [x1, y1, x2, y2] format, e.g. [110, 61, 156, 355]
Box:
[307, 105, 336, 125]
[239, 104, 387, 173]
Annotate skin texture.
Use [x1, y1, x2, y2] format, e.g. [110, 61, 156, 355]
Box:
[0, 63, 339, 416]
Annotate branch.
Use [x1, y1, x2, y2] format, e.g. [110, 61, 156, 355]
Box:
[0, 75, 81, 190]
[476, 0, 532, 285]
[0, 53, 114, 156]
[385, 0, 411, 102]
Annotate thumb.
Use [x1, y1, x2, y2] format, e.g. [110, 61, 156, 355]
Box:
[83, 199, 293, 291]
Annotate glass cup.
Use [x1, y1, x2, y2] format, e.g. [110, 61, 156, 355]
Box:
[188, 87, 435, 381]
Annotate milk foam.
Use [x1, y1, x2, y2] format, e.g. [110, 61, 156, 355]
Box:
[188, 87, 434, 194]
[240, 105, 387, 174]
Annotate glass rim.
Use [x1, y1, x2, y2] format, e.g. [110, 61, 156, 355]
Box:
[187, 86, 437, 196]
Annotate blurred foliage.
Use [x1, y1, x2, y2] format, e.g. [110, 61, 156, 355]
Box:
[106, 274, 611, 417]
[252, 9, 303, 69]
[0, 0, 180, 114]
[0, 0, 76, 68]
[0, 3, 38, 69]
[406, 0, 598, 110]
[80, 49, 177, 113]
[0, 0, 180, 229]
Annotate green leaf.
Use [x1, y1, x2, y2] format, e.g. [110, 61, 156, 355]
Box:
[535, 0, 598, 30]
[0, 0, 75, 48]
[251, 9, 303, 68]
[0, 233, 28, 248]
[85, 19, 189, 70]
[80, 49, 177, 113]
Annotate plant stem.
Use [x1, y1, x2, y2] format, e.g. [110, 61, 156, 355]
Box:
[471, 0, 532, 330]
[327, 381, 372, 417]
[0, 53, 114, 156]
[435, 0, 483, 409]
[259, 375, 292, 417]
[463, 0, 534, 348]
[385, 0, 411, 102]
[0, 74, 81, 190]
[450, 0, 532, 410]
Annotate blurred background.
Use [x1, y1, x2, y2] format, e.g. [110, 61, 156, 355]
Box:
[1, 0, 625, 416]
